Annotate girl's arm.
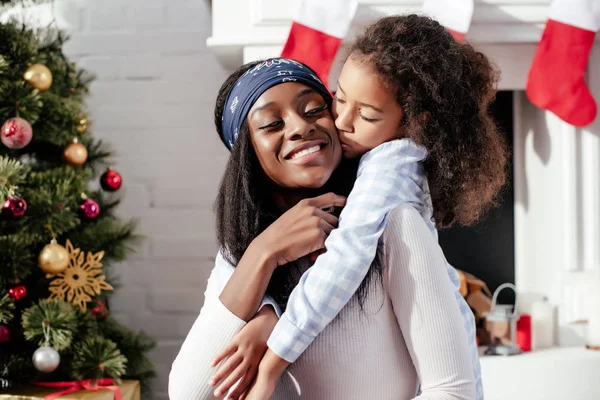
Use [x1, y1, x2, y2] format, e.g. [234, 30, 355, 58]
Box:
[267, 139, 427, 362]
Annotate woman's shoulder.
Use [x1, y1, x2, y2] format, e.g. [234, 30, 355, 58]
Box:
[381, 203, 445, 274]
[383, 203, 433, 241]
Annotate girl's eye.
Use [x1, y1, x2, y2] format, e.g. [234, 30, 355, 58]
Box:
[360, 114, 378, 123]
[334, 96, 346, 104]
[306, 104, 328, 116]
[259, 120, 282, 130]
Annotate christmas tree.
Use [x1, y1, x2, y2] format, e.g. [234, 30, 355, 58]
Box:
[0, 1, 155, 393]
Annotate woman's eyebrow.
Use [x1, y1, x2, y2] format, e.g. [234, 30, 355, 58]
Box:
[250, 89, 318, 118]
[297, 88, 316, 98]
[250, 102, 275, 118]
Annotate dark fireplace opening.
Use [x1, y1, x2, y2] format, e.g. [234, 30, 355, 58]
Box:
[438, 90, 515, 304]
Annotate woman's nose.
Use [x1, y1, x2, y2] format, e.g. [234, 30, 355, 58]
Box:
[285, 112, 314, 140]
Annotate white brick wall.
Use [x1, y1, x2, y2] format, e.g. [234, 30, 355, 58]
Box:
[53, 1, 231, 398]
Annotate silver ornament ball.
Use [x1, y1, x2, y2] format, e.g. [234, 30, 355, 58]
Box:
[32, 345, 60, 373]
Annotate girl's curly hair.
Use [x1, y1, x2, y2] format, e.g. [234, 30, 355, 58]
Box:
[349, 14, 508, 227]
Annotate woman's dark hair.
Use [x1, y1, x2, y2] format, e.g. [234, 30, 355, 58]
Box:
[214, 61, 375, 310]
[349, 14, 508, 228]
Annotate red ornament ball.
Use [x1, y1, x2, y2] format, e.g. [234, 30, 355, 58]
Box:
[0, 325, 10, 343]
[80, 198, 100, 219]
[91, 298, 108, 320]
[100, 169, 122, 192]
[1, 117, 33, 149]
[8, 285, 27, 301]
[2, 196, 27, 219]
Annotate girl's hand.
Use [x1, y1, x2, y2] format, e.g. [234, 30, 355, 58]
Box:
[240, 375, 276, 400]
[209, 306, 279, 399]
[241, 348, 290, 400]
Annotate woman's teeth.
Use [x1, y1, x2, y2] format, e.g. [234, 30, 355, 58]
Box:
[290, 145, 320, 160]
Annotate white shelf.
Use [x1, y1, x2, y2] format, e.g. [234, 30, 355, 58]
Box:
[480, 347, 600, 399]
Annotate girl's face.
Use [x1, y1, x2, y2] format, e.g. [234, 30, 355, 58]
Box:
[333, 56, 405, 159]
[247, 82, 342, 189]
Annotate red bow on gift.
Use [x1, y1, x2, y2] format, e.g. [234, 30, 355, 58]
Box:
[34, 378, 122, 400]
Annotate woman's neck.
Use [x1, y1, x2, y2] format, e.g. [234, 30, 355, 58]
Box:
[272, 188, 321, 211]
[269, 159, 360, 212]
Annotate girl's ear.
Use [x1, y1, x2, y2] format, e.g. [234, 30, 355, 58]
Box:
[417, 111, 431, 126]
[395, 106, 407, 137]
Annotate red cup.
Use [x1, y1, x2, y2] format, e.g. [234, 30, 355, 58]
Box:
[516, 314, 532, 352]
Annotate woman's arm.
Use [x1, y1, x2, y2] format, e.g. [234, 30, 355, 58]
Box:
[218, 242, 278, 321]
[169, 192, 345, 400]
[169, 240, 279, 400]
[384, 204, 475, 400]
[212, 250, 282, 317]
[220, 191, 346, 322]
[169, 259, 250, 400]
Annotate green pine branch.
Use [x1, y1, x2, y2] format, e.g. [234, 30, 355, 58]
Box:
[86, 139, 113, 175]
[68, 217, 142, 262]
[0, 292, 15, 323]
[0, 352, 38, 389]
[0, 234, 37, 285]
[0, 156, 28, 203]
[0, 21, 39, 68]
[0, 55, 8, 75]
[99, 317, 156, 394]
[72, 337, 127, 382]
[21, 299, 78, 351]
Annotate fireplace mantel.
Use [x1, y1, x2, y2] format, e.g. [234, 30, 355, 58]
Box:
[209, 0, 600, 347]
[208, 0, 567, 91]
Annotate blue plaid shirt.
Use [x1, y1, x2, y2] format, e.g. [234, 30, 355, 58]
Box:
[213, 139, 482, 399]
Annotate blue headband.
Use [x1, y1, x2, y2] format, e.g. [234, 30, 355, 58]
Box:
[221, 58, 332, 150]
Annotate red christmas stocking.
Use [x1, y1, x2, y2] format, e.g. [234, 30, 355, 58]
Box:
[281, 0, 357, 89]
[423, 0, 474, 42]
[526, 0, 600, 127]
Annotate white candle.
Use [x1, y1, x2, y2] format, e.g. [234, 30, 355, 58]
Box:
[531, 297, 555, 350]
[586, 281, 600, 350]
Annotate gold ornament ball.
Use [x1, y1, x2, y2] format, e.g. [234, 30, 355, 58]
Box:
[76, 117, 88, 134]
[38, 243, 69, 274]
[63, 143, 88, 166]
[23, 64, 53, 91]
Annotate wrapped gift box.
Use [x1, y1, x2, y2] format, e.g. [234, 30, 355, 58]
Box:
[0, 380, 140, 400]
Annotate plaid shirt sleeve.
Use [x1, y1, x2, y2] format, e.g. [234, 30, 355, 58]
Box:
[447, 264, 484, 400]
[267, 140, 428, 362]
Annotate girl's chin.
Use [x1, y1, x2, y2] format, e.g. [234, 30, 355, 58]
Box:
[342, 149, 361, 159]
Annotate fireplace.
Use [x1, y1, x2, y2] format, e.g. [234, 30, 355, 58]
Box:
[208, 0, 600, 349]
[439, 91, 515, 304]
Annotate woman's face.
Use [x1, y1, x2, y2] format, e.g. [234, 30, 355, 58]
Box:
[332, 56, 405, 159]
[247, 82, 342, 189]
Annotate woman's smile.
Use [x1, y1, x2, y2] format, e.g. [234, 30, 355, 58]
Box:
[284, 141, 328, 164]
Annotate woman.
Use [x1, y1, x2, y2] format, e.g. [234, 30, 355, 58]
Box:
[170, 16, 505, 400]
